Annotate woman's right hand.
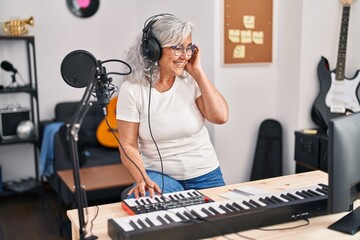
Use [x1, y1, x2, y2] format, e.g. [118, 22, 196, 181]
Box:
[128, 179, 161, 198]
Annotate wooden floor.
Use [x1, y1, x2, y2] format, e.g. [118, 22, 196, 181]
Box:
[0, 186, 69, 240]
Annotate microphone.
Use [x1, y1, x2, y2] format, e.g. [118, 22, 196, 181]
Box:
[60, 49, 132, 107]
[1, 60, 18, 73]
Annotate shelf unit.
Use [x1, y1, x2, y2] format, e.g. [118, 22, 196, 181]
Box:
[0, 36, 40, 194]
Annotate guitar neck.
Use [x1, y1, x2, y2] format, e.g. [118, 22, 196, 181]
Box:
[335, 4, 351, 80]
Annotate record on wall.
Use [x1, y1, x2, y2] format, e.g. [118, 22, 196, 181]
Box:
[66, 0, 100, 18]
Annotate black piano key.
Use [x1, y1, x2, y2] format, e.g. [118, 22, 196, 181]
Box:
[169, 195, 176, 201]
[307, 189, 321, 196]
[301, 190, 314, 198]
[179, 193, 186, 198]
[129, 220, 140, 230]
[265, 197, 277, 205]
[190, 210, 202, 219]
[232, 202, 245, 210]
[271, 195, 285, 203]
[209, 206, 220, 215]
[145, 217, 155, 227]
[164, 214, 175, 223]
[137, 219, 148, 228]
[135, 200, 141, 206]
[259, 197, 272, 205]
[157, 215, 168, 224]
[286, 192, 300, 200]
[242, 201, 256, 209]
[315, 187, 327, 195]
[187, 192, 194, 197]
[280, 193, 293, 201]
[173, 194, 181, 200]
[176, 212, 188, 221]
[140, 199, 147, 205]
[295, 191, 309, 199]
[183, 211, 196, 219]
[154, 196, 162, 203]
[219, 204, 232, 213]
[146, 198, 152, 204]
[225, 203, 237, 211]
[201, 207, 214, 216]
[193, 191, 200, 196]
[318, 183, 328, 191]
[249, 199, 262, 208]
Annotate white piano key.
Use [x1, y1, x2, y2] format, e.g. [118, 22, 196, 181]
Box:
[113, 217, 134, 232]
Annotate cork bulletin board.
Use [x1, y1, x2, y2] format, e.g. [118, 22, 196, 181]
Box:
[224, 0, 273, 64]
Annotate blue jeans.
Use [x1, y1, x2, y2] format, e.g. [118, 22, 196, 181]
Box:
[128, 167, 225, 198]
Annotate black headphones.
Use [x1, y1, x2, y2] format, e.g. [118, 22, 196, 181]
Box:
[141, 13, 174, 62]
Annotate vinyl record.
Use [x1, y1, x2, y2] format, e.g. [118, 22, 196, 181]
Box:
[66, 0, 100, 18]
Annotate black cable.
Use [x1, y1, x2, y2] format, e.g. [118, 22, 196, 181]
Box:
[257, 218, 310, 231]
[147, 72, 165, 194]
[104, 116, 152, 192]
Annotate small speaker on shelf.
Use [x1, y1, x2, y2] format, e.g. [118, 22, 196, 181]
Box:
[0, 108, 30, 140]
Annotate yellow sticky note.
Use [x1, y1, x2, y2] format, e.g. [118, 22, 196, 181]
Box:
[228, 29, 241, 43]
[233, 45, 245, 58]
[240, 30, 252, 44]
[253, 31, 264, 44]
[243, 15, 255, 29]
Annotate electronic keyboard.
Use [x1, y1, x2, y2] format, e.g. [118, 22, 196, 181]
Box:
[121, 189, 213, 215]
[108, 184, 328, 240]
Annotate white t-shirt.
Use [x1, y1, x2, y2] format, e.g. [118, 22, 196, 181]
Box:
[116, 76, 219, 180]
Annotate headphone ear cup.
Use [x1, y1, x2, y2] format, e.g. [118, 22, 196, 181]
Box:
[142, 37, 162, 62]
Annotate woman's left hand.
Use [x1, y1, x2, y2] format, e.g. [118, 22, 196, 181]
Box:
[185, 45, 203, 77]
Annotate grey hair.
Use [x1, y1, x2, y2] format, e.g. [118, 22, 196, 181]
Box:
[123, 15, 194, 86]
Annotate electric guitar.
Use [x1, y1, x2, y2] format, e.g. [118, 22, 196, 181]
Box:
[96, 96, 119, 148]
[311, 0, 360, 129]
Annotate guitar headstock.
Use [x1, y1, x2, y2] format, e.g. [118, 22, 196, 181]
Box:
[341, 0, 353, 5]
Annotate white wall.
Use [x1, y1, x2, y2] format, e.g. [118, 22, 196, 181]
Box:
[0, 0, 359, 185]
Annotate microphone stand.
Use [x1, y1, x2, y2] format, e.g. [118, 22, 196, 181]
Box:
[66, 79, 98, 240]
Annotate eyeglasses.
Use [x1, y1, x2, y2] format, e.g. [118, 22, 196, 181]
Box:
[170, 44, 195, 57]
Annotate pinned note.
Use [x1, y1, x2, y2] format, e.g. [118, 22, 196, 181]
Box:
[240, 30, 252, 44]
[228, 29, 241, 43]
[233, 45, 245, 58]
[243, 15, 255, 29]
[252, 31, 264, 44]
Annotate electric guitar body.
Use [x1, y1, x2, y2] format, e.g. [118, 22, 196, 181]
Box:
[311, 0, 360, 129]
[96, 96, 119, 148]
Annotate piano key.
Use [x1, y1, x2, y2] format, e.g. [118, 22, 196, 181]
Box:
[129, 220, 141, 230]
[242, 200, 257, 209]
[201, 207, 214, 216]
[183, 211, 196, 219]
[301, 190, 315, 198]
[208, 206, 220, 215]
[307, 189, 321, 196]
[176, 211, 189, 221]
[264, 197, 277, 205]
[157, 215, 168, 225]
[145, 217, 155, 227]
[286, 192, 301, 200]
[295, 191, 309, 199]
[315, 187, 327, 195]
[249, 199, 263, 208]
[219, 204, 233, 213]
[137, 219, 148, 228]
[113, 217, 134, 232]
[225, 203, 238, 211]
[232, 202, 245, 210]
[271, 195, 285, 204]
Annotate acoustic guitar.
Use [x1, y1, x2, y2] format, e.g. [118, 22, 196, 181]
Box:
[96, 96, 119, 148]
[311, 0, 360, 129]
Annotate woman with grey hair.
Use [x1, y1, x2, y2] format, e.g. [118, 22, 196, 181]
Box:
[116, 14, 228, 198]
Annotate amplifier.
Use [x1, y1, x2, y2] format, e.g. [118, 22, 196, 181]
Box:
[0, 108, 30, 140]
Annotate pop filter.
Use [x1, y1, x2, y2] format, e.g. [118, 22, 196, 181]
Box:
[60, 50, 97, 88]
